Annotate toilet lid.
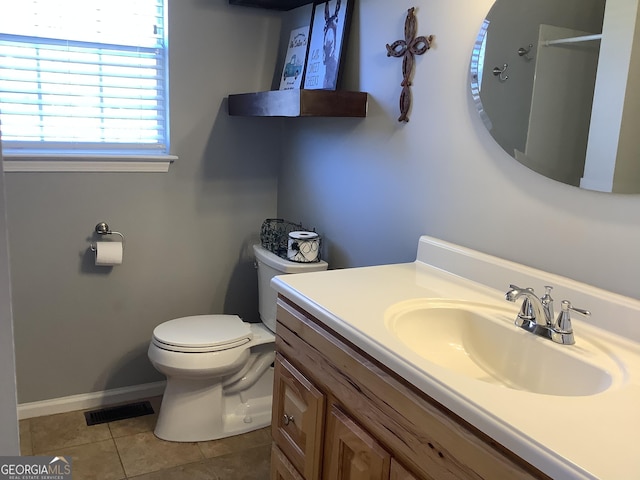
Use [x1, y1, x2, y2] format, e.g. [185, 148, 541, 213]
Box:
[152, 315, 252, 352]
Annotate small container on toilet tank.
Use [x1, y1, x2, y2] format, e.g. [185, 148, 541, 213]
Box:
[287, 231, 320, 263]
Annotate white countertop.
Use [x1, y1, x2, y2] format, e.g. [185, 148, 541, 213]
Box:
[271, 236, 640, 480]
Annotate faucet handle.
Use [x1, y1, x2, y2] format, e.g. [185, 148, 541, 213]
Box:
[540, 286, 554, 326]
[555, 300, 591, 333]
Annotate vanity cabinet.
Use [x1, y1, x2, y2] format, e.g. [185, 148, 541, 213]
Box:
[271, 295, 550, 480]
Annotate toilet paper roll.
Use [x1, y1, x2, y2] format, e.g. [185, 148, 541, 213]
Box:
[94, 241, 123, 266]
[287, 231, 320, 263]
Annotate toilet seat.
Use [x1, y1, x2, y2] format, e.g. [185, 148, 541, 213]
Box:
[152, 315, 252, 353]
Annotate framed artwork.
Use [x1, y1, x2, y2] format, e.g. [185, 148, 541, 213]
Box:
[303, 0, 354, 90]
[279, 26, 310, 90]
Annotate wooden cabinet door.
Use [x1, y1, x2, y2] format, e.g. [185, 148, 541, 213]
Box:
[272, 444, 305, 480]
[323, 405, 391, 480]
[272, 353, 325, 480]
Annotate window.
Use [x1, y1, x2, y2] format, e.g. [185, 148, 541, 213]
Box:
[0, 0, 172, 171]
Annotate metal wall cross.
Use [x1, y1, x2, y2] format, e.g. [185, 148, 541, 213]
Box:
[386, 7, 433, 122]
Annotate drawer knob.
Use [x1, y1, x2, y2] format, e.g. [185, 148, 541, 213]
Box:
[283, 414, 295, 426]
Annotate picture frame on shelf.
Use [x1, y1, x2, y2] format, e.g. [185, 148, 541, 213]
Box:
[303, 0, 354, 90]
[279, 25, 311, 90]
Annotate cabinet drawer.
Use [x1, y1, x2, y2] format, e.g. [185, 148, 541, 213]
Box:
[272, 353, 325, 480]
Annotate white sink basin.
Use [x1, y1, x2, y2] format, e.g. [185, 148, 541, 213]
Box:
[385, 299, 621, 396]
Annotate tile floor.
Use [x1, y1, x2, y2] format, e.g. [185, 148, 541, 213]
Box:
[18, 396, 272, 479]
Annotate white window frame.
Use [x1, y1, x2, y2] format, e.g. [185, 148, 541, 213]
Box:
[0, 1, 175, 172]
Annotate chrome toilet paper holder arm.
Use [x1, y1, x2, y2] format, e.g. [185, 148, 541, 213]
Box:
[90, 222, 125, 251]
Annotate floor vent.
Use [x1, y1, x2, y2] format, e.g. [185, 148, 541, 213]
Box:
[84, 400, 154, 426]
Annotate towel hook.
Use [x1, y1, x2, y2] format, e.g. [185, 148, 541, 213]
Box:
[90, 222, 125, 251]
[492, 63, 509, 82]
[518, 43, 534, 60]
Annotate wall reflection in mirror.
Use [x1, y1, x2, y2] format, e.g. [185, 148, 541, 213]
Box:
[470, 0, 640, 194]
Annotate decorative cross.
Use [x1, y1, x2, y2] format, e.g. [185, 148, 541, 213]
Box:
[386, 7, 433, 122]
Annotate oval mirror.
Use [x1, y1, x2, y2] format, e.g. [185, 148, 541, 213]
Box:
[471, 0, 640, 194]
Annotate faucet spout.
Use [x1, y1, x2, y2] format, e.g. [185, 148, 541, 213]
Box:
[505, 284, 552, 327]
[505, 285, 531, 302]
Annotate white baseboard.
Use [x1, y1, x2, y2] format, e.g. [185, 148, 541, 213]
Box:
[17, 381, 166, 420]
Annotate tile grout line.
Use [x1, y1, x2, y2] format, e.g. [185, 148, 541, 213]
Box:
[27, 420, 34, 456]
[109, 431, 129, 480]
[196, 441, 208, 459]
[111, 425, 140, 479]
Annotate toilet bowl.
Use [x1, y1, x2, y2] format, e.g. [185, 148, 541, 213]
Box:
[148, 244, 328, 442]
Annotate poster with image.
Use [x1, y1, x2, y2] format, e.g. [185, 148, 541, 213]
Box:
[303, 0, 353, 90]
[279, 26, 310, 90]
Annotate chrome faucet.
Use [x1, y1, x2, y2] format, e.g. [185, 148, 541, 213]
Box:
[505, 284, 590, 345]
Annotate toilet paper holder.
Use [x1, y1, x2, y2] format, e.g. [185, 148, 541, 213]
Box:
[90, 222, 125, 252]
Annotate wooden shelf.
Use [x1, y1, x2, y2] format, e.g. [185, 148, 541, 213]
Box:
[228, 0, 312, 11]
[227, 89, 368, 118]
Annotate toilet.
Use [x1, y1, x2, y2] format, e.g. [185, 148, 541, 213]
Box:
[147, 244, 328, 442]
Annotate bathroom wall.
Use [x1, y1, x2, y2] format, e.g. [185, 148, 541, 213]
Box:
[277, 0, 640, 302]
[0, 142, 19, 454]
[5, 0, 640, 408]
[4, 0, 284, 403]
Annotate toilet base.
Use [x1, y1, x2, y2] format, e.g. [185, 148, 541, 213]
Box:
[154, 366, 274, 442]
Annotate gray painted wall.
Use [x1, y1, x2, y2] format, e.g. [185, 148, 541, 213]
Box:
[5, 0, 284, 403]
[4, 0, 640, 407]
[0, 144, 19, 454]
[277, 0, 640, 303]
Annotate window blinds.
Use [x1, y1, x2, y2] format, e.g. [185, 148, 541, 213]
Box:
[0, 0, 168, 155]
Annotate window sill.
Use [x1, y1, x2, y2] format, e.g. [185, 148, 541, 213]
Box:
[2, 153, 177, 172]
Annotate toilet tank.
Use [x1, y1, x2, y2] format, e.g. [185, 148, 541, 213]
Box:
[253, 244, 328, 333]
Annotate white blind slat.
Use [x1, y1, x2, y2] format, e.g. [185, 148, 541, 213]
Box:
[0, 0, 168, 154]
